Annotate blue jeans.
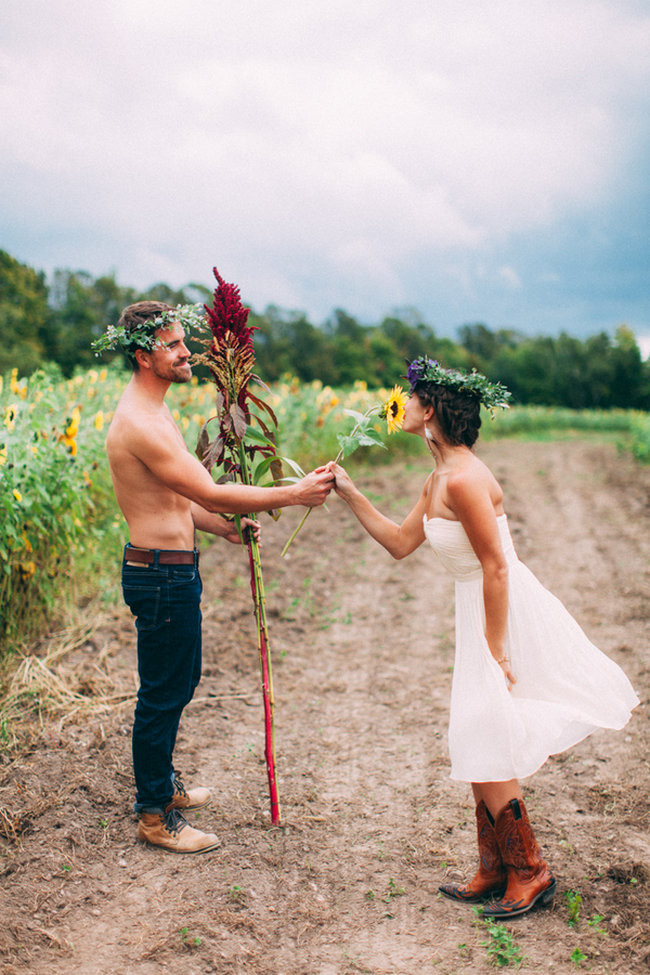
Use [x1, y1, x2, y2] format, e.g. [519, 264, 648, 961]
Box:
[121, 548, 202, 814]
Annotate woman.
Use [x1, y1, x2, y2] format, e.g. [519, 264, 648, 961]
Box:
[329, 357, 639, 918]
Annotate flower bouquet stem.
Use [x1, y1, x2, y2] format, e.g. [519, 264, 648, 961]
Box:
[280, 428, 362, 559]
[281, 387, 407, 557]
[239, 443, 280, 824]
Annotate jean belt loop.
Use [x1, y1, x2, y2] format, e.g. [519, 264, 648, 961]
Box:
[194, 549, 199, 569]
[153, 549, 160, 569]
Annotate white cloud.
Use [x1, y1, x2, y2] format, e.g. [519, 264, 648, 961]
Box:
[1, 0, 649, 329]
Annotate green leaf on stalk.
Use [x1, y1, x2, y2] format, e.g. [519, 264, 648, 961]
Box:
[280, 456, 307, 479]
[249, 412, 275, 441]
[251, 455, 278, 484]
[337, 431, 384, 456]
[336, 434, 359, 458]
[244, 427, 275, 448]
[233, 513, 245, 545]
[342, 408, 368, 423]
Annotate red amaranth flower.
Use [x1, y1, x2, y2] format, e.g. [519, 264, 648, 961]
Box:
[206, 267, 257, 350]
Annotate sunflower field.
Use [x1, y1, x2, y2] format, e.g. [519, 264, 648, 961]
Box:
[1, 364, 649, 654]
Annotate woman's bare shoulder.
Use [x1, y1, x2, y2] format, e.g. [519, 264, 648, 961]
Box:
[447, 454, 503, 509]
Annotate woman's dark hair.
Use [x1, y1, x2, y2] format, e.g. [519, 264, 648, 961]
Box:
[414, 381, 482, 447]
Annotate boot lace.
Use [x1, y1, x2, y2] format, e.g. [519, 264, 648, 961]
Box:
[163, 807, 188, 837]
[172, 770, 188, 798]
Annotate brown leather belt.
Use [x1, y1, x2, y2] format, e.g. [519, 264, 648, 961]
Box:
[124, 545, 197, 566]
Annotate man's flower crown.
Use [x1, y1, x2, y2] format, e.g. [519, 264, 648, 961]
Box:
[92, 303, 207, 356]
[407, 356, 511, 413]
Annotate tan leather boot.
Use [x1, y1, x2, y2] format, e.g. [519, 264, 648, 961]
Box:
[137, 808, 220, 854]
[166, 771, 211, 812]
[439, 800, 507, 902]
[483, 797, 555, 917]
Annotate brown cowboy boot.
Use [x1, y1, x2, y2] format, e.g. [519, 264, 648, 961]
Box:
[166, 770, 211, 812]
[439, 800, 507, 902]
[483, 797, 556, 917]
[137, 807, 220, 854]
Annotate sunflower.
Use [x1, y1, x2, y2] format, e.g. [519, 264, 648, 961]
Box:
[61, 406, 81, 455]
[382, 385, 408, 434]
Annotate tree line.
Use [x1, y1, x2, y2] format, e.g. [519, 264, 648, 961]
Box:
[1, 249, 648, 409]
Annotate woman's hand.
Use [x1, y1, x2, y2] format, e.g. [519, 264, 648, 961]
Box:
[328, 461, 356, 501]
[496, 656, 516, 688]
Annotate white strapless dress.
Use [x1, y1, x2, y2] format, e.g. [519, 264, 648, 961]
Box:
[423, 514, 639, 782]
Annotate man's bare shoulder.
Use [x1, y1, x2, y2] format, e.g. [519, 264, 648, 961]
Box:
[107, 392, 176, 459]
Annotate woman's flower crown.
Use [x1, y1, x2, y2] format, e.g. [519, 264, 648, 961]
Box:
[407, 356, 511, 413]
[92, 303, 207, 356]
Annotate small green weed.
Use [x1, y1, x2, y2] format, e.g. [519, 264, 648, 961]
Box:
[472, 907, 524, 968]
[179, 927, 202, 948]
[228, 884, 245, 904]
[564, 889, 582, 927]
[586, 914, 608, 935]
[570, 947, 587, 966]
[381, 877, 406, 903]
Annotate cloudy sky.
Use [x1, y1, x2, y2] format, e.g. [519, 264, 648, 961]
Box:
[2, 0, 649, 347]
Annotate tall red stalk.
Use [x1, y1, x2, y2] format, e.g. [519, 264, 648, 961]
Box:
[195, 267, 283, 825]
[247, 544, 280, 823]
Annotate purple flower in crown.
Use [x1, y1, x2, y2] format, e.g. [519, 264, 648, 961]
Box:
[407, 356, 437, 390]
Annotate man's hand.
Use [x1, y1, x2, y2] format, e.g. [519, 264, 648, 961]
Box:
[223, 516, 261, 546]
[294, 467, 335, 507]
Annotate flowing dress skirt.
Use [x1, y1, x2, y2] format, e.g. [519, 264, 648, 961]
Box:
[423, 515, 639, 782]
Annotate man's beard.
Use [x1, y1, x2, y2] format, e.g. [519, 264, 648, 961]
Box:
[153, 360, 192, 383]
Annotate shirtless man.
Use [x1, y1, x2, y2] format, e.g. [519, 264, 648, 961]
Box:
[106, 301, 333, 854]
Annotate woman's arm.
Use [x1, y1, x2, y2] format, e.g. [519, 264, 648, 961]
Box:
[330, 462, 430, 559]
[447, 474, 515, 684]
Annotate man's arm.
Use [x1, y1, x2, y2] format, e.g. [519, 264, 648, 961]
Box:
[130, 417, 333, 513]
[191, 505, 261, 545]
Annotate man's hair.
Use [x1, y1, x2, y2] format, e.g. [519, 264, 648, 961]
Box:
[118, 301, 173, 370]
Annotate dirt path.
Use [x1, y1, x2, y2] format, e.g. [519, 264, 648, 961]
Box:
[1, 441, 648, 974]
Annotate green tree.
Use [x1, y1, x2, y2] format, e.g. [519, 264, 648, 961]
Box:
[49, 270, 115, 374]
[0, 250, 51, 376]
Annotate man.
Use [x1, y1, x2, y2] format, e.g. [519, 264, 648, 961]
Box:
[106, 301, 333, 854]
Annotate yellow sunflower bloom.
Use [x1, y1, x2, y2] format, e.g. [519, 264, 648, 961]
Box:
[61, 406, 81, 454]
[382, 385, 408, 434]
[4, 405, 17, 430]
[64, 406, 81, 440]
[13, 489, 22, 503]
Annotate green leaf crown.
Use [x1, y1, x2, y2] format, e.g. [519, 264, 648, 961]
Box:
[407, 356, 511, 413]
[91, 303, 206, 356]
